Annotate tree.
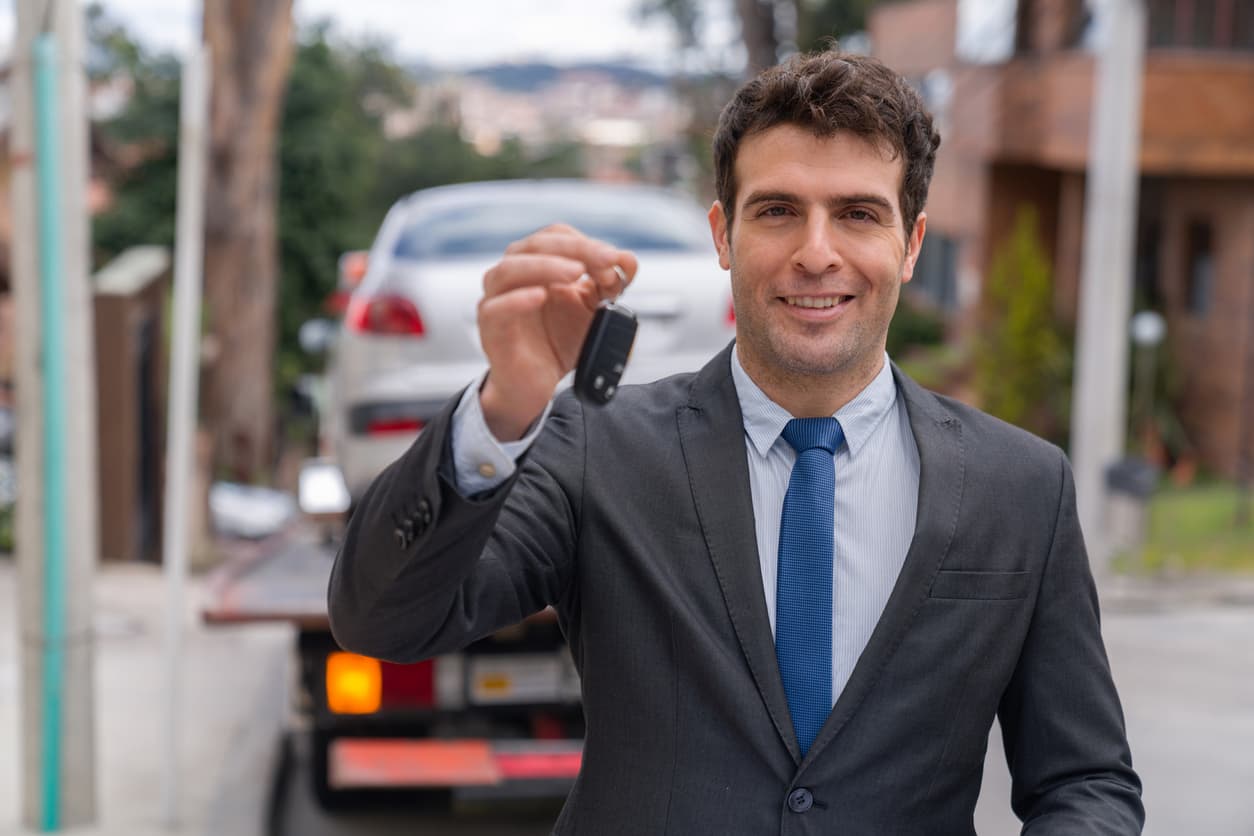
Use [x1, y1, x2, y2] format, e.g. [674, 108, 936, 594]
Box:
[974, 205, 1072, 445]
[201, 0, 295, 482]
[275, 27, 408, 404]
[88, 4, 181, 263]
[639, 0, 878, 77]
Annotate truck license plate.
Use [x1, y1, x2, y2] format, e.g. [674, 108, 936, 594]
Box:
[468, 653, 578, 705]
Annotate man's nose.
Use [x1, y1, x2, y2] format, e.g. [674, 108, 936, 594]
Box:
[791, 213, 843, 277]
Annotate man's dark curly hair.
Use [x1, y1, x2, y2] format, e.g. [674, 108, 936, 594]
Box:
[712, 51, 941, 240]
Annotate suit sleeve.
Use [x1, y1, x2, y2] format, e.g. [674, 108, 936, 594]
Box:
[998, 451, 1145, 835]
[327, 389, 585, 664]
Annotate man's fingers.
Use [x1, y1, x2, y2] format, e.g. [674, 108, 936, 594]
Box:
[485, 253, 639, 302]
[483, 254, 587, 297]
[505, 229, 637, 290]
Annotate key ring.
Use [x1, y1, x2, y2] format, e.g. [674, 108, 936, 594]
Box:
[611, 264, 628, 299]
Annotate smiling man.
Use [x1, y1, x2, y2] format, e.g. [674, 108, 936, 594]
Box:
[329, 51, 1144, 835]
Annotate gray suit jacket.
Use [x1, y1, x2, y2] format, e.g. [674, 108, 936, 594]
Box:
[328, 344, 1143, 835]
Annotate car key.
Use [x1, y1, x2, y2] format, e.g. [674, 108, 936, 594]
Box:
[574, 266, 637, 405]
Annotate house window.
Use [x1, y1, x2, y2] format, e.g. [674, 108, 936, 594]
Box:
[1149, 0, 1250, 49]
[1135, 221, 1163, 309]
[1184, 220, 1214, 315]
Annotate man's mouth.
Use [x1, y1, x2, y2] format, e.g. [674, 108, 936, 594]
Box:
[782, 295, 853, 309]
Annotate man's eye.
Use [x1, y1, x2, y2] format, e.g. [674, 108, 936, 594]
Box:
[759, 205, 791, 217]
[846, 208, 875, 222]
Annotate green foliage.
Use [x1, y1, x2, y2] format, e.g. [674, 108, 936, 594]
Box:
[886, 295, 945, 358]
[0, 504, 11, 555]
[796, 0, 878, 51]
[89, 4, 181, 264]
[275, 26, 401, 396]
[974, 205, 1073, 445]
[636, 0, 878, 57]
[1113, 483, 1254, 574]
[370, 128, 582, 212]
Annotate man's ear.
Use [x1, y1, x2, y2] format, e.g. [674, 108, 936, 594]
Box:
[900, 212, 927, 284]
[708, 201, 731, 271]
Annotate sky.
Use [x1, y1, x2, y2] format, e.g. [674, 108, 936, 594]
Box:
[0, 0, 741, 71]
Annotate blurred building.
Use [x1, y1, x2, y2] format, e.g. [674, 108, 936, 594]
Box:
[383, 63, 694, 184]
[872, 0, 1254, 478]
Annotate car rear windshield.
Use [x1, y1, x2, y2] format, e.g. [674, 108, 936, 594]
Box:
[392, 189, 711, 260]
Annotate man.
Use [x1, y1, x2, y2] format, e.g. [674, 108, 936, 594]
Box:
[329, 51, 1144, 834]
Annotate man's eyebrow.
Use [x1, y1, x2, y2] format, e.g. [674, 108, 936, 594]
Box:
[741, 190, 896, 215]
[741, 190, 799, 209]
[832, 193, 896, 215]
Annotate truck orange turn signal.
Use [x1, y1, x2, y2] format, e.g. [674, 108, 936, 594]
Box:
[326, 652, 382, 714]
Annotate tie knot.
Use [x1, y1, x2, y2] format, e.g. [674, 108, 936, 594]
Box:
[781, 417, 844, 455]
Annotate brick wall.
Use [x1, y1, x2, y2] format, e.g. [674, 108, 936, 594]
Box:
[1151, 178, 1254, 477]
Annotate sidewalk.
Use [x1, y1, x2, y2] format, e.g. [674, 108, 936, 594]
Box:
[0, 555, 293, 836]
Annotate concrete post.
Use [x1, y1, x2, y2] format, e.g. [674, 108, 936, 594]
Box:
[1070, 0, 1147, 574]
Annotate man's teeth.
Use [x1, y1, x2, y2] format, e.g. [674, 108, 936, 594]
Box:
[785, 296, 850, 308]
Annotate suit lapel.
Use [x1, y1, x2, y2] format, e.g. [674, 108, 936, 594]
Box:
[804, 365, 966, 766]
[677, 344, 803, 764]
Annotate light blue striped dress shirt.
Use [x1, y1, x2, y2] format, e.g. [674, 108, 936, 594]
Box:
[729, 348, 919, 704]
[451, 346, 920, 705]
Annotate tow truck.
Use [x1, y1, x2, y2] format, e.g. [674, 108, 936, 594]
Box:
[201, 469, 585, 810]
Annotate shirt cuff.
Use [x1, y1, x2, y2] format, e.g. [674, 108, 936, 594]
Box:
[450, 372, 553, 495]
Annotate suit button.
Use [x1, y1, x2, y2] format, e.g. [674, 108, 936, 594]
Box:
[787, 788, 813, 813]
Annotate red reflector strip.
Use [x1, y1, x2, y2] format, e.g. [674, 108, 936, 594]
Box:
[328, 738, 583, 789]
[493, 750, 583, 780]
[331, 739, 498, 789]
[366, 419, 424, 435]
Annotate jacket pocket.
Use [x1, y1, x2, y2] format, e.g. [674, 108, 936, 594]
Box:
[928, 569, 1031, 600]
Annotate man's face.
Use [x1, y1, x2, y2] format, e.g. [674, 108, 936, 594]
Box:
[708, 125, 926, 398]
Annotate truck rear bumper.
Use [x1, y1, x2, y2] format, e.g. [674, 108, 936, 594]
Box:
[329, 737, 582, 793]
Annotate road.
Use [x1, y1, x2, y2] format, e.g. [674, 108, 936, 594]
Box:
[278, 601, 1254, 835]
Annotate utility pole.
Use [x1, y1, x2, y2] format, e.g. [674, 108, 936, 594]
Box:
[162, 41, 211, 829]
[1069, 0, 1147, 574]
[11, 0, 99, 829]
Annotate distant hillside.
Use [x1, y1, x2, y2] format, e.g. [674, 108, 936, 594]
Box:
[411, 61, 671, 92]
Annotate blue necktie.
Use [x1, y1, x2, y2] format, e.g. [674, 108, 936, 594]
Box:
[776, 417, 844, 756]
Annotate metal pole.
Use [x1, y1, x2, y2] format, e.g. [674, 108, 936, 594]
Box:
[33, 32, 69, 832]
[12, 0, 98, 829]
[161, 43, 211, 829]
[1069, 0, 1147, 571]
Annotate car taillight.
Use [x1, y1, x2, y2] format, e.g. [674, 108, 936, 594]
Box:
[345, 295, 426, 336]
[326, 652, 436, 714]
[366, 418, 425, 436]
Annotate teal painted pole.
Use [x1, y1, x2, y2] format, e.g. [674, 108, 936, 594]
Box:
[33, 31, 68, 833]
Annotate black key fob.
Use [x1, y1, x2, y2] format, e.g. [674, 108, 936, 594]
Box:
[574, 301, 637, 405]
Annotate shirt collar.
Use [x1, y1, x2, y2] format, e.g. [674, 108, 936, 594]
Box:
[730, 344, 898, 460]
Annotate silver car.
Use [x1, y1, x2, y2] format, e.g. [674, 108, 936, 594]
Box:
[325, 179, 737, 503]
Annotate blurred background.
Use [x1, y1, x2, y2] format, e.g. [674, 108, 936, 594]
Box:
[1, 0, 1252, 834]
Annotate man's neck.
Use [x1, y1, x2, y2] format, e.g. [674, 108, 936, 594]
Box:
[738, 351, 886, 418]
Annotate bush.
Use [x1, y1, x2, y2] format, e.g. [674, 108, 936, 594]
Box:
[887, 295, 946, 358]
[974, 205, 1073, 446]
